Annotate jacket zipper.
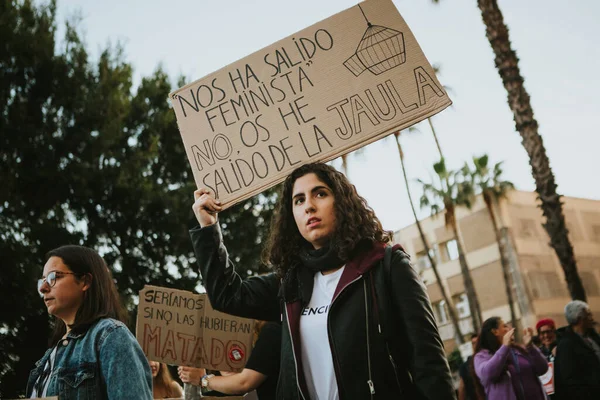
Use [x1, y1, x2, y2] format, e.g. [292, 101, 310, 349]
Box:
[386, 342, 403, 391]
[327, 275, 363, 399]
[285, 307, 307, 400]
[363, 280, 376, 398]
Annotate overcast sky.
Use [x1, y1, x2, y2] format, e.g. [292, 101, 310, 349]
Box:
[56, 0, 600, 233]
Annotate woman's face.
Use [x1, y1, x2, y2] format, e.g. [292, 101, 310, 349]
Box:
[292, 173, 336, 249]
[149, 361, 160, 378]
[39, 256, 89, 326]
[538, 325, 556, 347]
[492, 319, 510, 343]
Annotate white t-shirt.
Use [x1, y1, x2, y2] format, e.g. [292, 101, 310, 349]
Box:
[31, 346, 57, 398]
[299, 266, 345, 400]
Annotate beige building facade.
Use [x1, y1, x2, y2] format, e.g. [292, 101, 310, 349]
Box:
[394, 190, 600, 352]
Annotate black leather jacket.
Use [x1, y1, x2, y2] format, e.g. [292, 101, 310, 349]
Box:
[190, 224, 455, 400]
[554, 327, 600, 400]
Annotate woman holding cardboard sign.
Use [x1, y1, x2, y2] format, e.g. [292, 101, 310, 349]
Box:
[190, 162, 455, 400]
[27, 245, 153, 399]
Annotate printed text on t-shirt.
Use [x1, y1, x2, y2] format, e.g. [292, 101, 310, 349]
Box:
[302, 305, 330, 315]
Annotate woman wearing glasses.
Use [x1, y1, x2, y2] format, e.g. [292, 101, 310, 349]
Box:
[26, 245, 152, 399]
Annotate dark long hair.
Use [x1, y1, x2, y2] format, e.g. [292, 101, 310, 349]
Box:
[153, 363, 180, 399]
[264, 163, 392, 277]
[472, 316, 502, 399]
[46, 245, 127, 345]
[475, 316, 502, 355]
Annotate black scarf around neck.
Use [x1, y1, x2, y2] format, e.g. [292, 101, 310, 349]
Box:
[281, 245, 345, 305]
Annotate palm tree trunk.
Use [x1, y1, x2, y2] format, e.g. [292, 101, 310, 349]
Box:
[477, 0, 586, 301]
[427, 118, 444, 158]
[428, 115, 483, 335]
[447, 204, 483, 333]
[394, 133, 465, 344]
[341, 154, 349, 176]
[483, 191, 518, 334]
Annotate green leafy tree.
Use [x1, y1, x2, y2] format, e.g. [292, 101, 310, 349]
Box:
[0, 1, 275, 397]
[418, 159, 483, 332]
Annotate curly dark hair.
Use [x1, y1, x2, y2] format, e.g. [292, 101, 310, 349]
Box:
[263, 162, 392, 277]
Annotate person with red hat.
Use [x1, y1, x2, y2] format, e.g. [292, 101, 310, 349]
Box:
[536, 318, 558, 399]
[536, 318, 558, 362]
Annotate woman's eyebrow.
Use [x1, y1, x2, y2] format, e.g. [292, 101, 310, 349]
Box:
[293, 185, 330, 199]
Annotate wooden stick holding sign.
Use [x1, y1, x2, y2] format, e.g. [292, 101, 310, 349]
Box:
[136, 285, 254, 372]
[170, 0, 451, 208]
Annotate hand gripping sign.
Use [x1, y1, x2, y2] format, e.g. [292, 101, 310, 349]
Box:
[170, 0, 451, 209]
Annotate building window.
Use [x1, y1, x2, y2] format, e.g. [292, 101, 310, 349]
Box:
[440, 239, 459, 262]
[528, 271, 568, 299]
[519, 219, 538, 238]
[416, 250, 431, 270]
[453, 293, 471, 319]
[416, 247, 437, 270]
[434, 300, 449, 324]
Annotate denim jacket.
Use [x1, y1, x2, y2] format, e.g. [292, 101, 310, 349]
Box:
[26, 318, 153, 399]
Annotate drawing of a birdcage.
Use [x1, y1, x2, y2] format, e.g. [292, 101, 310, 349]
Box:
[344, 5, 406, 77]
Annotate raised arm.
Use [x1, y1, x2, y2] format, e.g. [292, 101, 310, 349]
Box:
[474, 345, 511, 385]
[522, 328, 549, 376]
[190, 189, 280, 321]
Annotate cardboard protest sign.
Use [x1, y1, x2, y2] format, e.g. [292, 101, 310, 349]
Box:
[136, 285, 254, 372]
[540, 361, 555, 395]
[170, 0, 451, 208]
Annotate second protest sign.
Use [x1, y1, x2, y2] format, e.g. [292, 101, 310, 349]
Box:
[136, 285, 254, 372]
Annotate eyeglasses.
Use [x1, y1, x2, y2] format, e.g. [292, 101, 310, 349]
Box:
[539, 329, 555, 336]
[37, 271, 80, 292]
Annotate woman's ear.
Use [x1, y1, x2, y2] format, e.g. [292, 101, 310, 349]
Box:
[81, 273, 93, 292]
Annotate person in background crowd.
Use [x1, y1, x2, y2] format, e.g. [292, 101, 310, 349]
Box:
[27, 245, 152, 399]
[150, 361, 183, 399]
[474, 317, 548, 400]
[536, 318, 558, 399]
[458, 334, 482, 400]
[554, 300, 600, 400]
[190, 162, 456, 399]
[536, 318, 558, 362]
[179, 321, 281, 400]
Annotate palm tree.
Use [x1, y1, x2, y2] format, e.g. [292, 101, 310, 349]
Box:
[462, 155, 517, 332]
[432, 0, 586, 301]
[419, 159, 483, 332]
[340, 154, 349, 176]
[393, 131, 465, 344]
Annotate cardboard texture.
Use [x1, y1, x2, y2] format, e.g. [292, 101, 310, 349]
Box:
[136, 285, 254, 372]
[170, 0, 451, 208]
